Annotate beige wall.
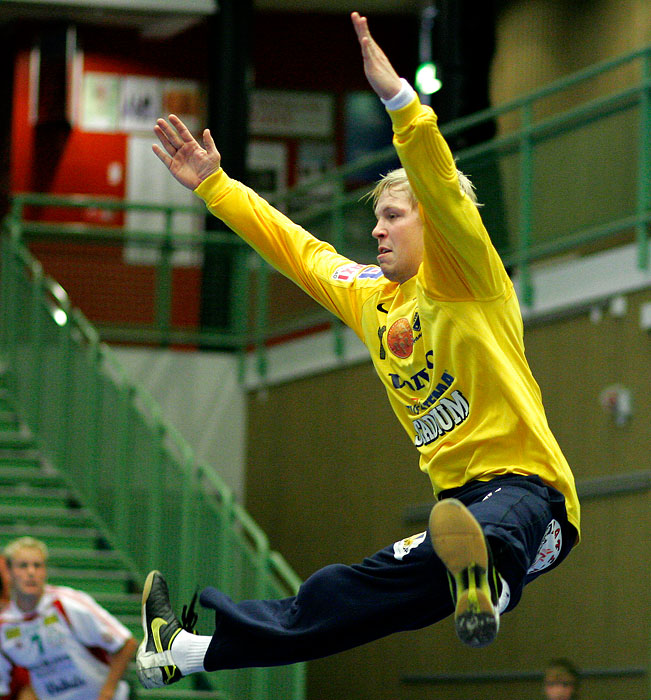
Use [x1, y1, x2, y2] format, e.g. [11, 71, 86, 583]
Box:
[491, 0, 651, 108]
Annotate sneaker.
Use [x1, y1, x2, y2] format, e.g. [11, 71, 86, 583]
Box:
[429, 498, 500, 648]
[136, 570, 197, 688]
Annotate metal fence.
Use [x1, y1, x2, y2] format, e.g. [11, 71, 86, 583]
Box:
[0, 235, 305, 700]
[4, 45, 649, 382]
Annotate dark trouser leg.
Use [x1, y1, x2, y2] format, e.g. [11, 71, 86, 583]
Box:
[200, 531, 453, 670]
[200, 475, 575, 670]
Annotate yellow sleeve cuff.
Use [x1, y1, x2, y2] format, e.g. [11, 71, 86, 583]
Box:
[388, 95, 426, 131]
[194, 168, 227, 202]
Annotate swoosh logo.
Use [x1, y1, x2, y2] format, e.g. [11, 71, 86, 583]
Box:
[152, 618, 167, 652]
[377, 303, 389, 313]
[152, 618, 175, 681]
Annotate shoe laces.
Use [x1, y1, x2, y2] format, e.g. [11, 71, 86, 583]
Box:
[180, 590, 198, 633]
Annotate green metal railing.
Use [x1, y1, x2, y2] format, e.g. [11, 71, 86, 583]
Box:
[3, 44, 650, 379]
[0, 236, 305, 700]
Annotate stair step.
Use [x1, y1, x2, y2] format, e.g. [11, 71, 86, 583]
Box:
[0, 431, 36, 450]
[0, 485, 71, 508]
[0, 466, 64, 488]
[0, 505, 95, 527]
[133, 690, 221, 699]
[47, 547, 127, 570]
[0, 411, 18, 430]
[0, 524, 102, 550]
[0, 452, 43, 469]
[119, 614, 143, 639]
[49, 567, 135, 595]
[92, 592, 142, 616]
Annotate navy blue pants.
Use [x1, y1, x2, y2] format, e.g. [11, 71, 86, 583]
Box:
[200, 475, 576, 670]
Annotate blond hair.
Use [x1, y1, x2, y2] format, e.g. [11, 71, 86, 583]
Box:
[367, 166, 480, 210]
[4, 537, 49, 565]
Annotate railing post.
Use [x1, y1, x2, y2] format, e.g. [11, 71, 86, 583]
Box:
[146, 423, 166, 573]
[115, 384, 136, 553]
[57, 301, 74, 476]
[86, 342, 104, 512]
[155, 209, 174, 346]
[177, 448, 199, 605]
[636, 48, 650, 270]
[29, 263, 45, 433]
[229, 246, 251, 382]
[254, 260, 270, 382]
[518, 102, 534, 307]
[0, 239, 15, 369]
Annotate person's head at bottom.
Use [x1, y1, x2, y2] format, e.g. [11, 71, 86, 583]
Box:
[544, 658, 579, 700]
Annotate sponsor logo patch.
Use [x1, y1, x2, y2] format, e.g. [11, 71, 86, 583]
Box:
[332, 263, 384, 281]
[387, 318, 413, 358]
[527, 519, 562, 574]
[331, 263, 364, 281]
[393, 531, 427, 561]
[358, 266, 384, 279]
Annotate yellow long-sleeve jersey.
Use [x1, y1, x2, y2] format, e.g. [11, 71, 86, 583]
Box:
[195, 96, 580, 538]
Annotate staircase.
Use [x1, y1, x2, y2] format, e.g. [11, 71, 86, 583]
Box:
[0, 378, 143, 680]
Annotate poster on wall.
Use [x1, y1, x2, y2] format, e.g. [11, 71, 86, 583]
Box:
[120, 76, 162, 132]
[81, 73, 121, 131]
[81, 73, 202, 135]
[162, 79, 203, 133]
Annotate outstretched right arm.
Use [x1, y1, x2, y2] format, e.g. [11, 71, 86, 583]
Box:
[152, 115, 221, 190]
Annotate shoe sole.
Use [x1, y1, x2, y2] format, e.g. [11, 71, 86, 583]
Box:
[140, 569, 159, 652]
[430, 499, 498, 648]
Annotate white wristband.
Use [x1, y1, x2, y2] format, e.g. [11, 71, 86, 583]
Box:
[381, 78, 417, 111]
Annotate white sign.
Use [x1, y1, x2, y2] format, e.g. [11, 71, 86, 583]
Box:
[249, 90, 334, 138]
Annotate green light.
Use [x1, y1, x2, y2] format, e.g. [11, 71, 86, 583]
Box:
[415, 62, 442, 95]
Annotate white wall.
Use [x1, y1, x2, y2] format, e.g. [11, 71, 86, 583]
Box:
[112, 346, 247, 502]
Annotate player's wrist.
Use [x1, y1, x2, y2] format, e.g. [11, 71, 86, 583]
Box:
[380, 78, 417, 111]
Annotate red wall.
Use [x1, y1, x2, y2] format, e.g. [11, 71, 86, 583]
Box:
[10, 22, 210, 331]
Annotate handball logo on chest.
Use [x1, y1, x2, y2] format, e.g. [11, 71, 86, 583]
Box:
[387, 318, 413, 358]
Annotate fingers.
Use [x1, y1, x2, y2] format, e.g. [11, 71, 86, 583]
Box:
[202, 128, 218, 157]
[155, 117, 183, 149]
[351, 11, 369, 41]
[152, 143, 172, 169]
[153, 123, 178, 159]
[168, 114, 196, 144]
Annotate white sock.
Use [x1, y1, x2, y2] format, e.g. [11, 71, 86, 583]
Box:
[171, 629, 211, 675]
[497, 576, 511, 614]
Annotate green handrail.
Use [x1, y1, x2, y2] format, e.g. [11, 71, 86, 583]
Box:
[0, 235, 306, 700]
[3, 43, 649, 381]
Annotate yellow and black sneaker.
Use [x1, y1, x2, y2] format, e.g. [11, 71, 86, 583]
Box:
[136, 570, 197, 688]
[429, 498, 500, 648]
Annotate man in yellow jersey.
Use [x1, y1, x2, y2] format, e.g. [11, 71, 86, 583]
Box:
[136, 11, 580, 687]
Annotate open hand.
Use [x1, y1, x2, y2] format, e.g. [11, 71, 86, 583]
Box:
[153, 115, 221, 190]
[351, 12, 402, 101]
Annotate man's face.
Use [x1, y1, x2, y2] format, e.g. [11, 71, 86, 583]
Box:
[9, 547, 47, 605]
[372, 187, 424, 284]
[544, 671, 576, 700]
